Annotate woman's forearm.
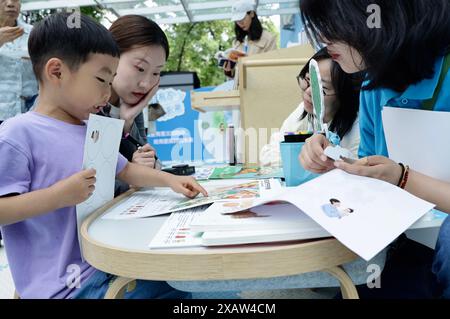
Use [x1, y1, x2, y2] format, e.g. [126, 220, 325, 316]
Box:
[405, 170, 450, 214]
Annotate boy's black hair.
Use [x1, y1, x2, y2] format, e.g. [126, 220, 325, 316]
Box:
[28, 12, 120, 82]
[298, 47, 363, 139]
[330, 198, 340, 204]
[235, 12, 263, 43]
[300, 0, 450, 92]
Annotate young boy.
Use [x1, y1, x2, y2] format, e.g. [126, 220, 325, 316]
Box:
[0, 13, 207, 299]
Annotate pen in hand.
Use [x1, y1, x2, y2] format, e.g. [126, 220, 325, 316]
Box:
[125, 133, 159, 161]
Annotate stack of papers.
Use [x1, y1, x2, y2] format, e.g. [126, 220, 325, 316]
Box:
[148, 204, 331, 249]
[149, 170, 435, 261]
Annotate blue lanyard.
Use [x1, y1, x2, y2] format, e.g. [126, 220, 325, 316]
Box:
[243, 37, 248, 54]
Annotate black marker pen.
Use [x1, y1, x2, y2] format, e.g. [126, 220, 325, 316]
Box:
[124, 133, 159, 161]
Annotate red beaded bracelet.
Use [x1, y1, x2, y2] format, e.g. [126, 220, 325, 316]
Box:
[397, 163, 406, 187]
[399, 165, 410, 189]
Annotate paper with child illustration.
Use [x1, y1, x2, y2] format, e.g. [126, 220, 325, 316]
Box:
[76, 114, 124, 254]
[215, 169, 434, 261]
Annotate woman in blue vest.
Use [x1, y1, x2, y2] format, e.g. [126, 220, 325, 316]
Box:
[298, 0, 450, 297]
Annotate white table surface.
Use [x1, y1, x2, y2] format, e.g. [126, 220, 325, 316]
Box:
[88, 181, 447, 252]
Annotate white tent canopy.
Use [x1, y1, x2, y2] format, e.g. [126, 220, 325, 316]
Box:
[21, 0, 300, 25]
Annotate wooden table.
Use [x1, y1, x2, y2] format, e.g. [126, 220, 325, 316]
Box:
[81, 189, 362, 299]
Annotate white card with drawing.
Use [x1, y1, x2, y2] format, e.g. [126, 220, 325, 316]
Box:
[76, 114, 124, 255]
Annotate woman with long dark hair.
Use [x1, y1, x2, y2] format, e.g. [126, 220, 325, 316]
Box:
[299, 0, 450, 298]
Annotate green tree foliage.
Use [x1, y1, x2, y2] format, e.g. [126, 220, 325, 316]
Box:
[22, 6, 105, 25]
[21, 7, 278, 88]
[164, 20, 234, 88]
[165, 18, 279, 87]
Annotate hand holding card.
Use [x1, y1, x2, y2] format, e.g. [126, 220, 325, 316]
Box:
[324, 145, 356, 162]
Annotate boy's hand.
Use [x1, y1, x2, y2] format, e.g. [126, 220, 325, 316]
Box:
[168, 176, 208, 199]
[52, 169, 97, 208]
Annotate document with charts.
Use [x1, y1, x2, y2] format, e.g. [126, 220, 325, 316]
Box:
[101, 178, 282, 220]
[148, 206, 206, 249]
[148, 203, 331, 249]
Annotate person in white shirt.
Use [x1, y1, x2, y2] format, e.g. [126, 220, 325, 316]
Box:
[223, 0, 277, 79]
[0, 0, 38, 124]
[260, 48, 363, 167]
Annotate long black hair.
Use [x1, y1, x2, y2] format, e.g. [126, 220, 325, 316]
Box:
[300, 0, 450, 92]
[235, 12, 263, 43]
[298, 48, 363, 139]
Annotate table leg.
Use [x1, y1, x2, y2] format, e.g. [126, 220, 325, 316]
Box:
[323, 266, 359, 299]
[104, 277, 137, 299]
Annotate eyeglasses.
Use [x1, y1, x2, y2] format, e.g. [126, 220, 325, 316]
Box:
[296, 74, 336, 97]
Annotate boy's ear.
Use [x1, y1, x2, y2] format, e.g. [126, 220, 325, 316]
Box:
[45, 58, 65, 83]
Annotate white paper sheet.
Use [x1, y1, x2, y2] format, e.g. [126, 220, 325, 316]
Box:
[282, 170, 434, 260]
[150, 203, 330, 249]
[101, 188, 188, 220]
[202, 227, 331, 247]
[215, 170, 434, 260]
[148, 206, 206, 249]
[76, 114, 124, 253]
[382, 107, 450, 182]
[191, 202, 327, 233]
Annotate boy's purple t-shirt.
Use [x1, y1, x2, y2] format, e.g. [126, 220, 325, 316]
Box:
[0, 112, 128, 298]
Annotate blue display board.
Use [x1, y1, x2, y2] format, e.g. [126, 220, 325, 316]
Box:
[148, 87, 218, 164]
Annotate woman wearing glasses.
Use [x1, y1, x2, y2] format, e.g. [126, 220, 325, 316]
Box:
[260, 48, 363, 167]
